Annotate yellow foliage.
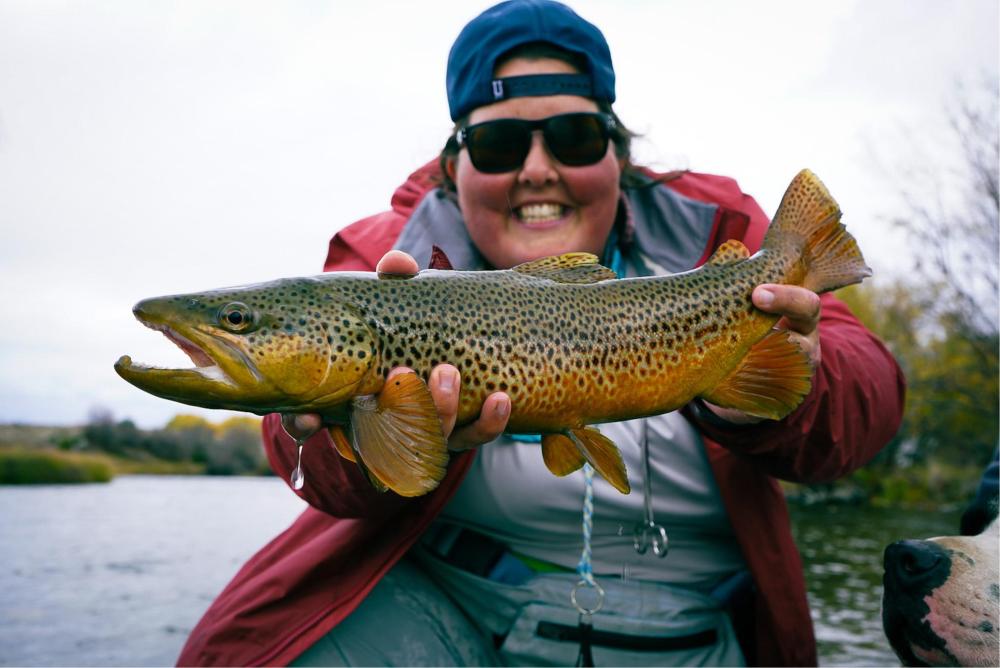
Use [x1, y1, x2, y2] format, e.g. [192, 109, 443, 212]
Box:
[164, 414, 212, 431]
[216, 415, 262, 436]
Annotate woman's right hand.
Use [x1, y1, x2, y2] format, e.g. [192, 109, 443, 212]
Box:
[280, 250, 512, 452]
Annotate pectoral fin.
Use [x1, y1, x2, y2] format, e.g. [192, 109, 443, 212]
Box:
[541, 433, 587, 476]
[701, 329, 813, 420]
[327, 425, 356, 462]
[567, 427, 630, 494]
[350, 373, 450, 497]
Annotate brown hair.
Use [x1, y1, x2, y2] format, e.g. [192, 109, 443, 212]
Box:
[437, 41, 643, 194]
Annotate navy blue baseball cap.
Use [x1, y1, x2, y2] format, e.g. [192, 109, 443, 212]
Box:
[446, 0, 616, 121]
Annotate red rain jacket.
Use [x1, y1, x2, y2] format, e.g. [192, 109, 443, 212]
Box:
[178, 164, 905, 667]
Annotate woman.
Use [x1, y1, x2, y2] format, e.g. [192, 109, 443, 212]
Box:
[178, 1, 905, 666]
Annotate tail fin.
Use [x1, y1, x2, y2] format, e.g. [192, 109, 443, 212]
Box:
[763, 170, 872, 293]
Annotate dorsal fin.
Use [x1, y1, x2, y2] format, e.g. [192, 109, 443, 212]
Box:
[512, 253, 617, 284]
[706, 239, 751, 266]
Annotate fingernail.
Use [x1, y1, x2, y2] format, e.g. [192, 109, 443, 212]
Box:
[756, 288, 774, 307]
[495, 398, 510, 419]
[439, 369, 456, 393]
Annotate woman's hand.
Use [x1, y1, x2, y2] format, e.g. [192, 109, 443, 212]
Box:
[704, 283, 822, 424]
[281, 250, 512, 452]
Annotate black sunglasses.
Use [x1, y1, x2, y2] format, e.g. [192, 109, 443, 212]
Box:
[456, 112, 615, 174]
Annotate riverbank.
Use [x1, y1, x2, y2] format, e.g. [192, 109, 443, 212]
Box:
[782, 460, 984, 510]
[0, 446, 204, 484]
[0, 418, 262, 483]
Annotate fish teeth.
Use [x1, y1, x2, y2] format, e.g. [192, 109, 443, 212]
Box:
[517, 203, 565, 223]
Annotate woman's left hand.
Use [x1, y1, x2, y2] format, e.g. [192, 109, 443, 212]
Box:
[704, 283, 821, 424]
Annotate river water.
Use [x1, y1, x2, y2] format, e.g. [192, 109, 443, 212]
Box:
[0, 476, 962, 666]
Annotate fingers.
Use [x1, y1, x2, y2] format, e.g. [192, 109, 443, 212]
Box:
[280, 413, 323, 441]
[448, 392, 511, 452]
[427, 365, 460, 438]
[753, 284, 821, 334]
[754, 284, 822, 367]
[376, 250, 419, 276]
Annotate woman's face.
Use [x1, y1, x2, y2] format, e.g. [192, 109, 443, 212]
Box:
[450, 57, 623, 269]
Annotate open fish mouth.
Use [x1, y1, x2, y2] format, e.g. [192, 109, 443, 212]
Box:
[114, 301, 266, 409]
[116, 320, 234, 385]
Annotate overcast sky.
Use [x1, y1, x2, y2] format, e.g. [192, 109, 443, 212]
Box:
[1, 0, 997, 428]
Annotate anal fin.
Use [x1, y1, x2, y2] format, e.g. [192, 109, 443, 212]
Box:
[350, 373, 449, 497]
[567, 427, 630, 494]
[701, 329, 813, 420]
[541, 433, 586, 476]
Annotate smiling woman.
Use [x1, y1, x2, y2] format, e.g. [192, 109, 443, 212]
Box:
[168, 2, 906, 667]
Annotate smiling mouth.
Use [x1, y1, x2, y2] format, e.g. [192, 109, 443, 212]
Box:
[515, 203, 568, 226]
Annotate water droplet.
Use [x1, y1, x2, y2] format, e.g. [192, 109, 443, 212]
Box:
[290, 441, 305, 490]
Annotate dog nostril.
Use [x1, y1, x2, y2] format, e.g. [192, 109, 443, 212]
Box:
[886, 540, 948, 581]
[901, 549, 938, 574]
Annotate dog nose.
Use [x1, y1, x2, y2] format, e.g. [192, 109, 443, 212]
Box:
[884, 540, 949, 587]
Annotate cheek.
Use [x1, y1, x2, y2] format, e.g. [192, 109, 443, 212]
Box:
[454, 155, 518, 255]
[563, 151, 623, 205]
[454, 153, 513, 213]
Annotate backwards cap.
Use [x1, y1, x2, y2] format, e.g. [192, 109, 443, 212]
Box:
[446, 0, 616, 121]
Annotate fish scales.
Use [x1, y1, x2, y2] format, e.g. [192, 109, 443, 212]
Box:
[116, 169, 870, 496]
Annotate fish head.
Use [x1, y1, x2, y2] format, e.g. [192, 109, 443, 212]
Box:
[115, 277, 378, 415]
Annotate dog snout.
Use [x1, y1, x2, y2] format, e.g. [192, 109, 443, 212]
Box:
[884, 539, 950, 589]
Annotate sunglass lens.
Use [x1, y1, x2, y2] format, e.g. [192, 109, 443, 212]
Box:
[466, 121, 531, 173]
[545, 115, 609, 166]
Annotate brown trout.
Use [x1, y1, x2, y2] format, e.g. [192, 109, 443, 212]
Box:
[116, 170, 870, 497]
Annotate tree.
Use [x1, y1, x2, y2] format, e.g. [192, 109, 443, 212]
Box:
[861, 77, 999, 472]
[206, 418, 266, 475]
[162, 413, 215, 462]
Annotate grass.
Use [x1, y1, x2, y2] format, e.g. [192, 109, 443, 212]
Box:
[0, 445, 207, 484]
[0, 447, 115, 484]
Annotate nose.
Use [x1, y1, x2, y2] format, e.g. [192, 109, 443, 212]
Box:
[517, 132, 558, 186]
[884, 539, 950, 589]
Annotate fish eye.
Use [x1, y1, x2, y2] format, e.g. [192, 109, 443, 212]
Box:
[218, 302, 254, 332]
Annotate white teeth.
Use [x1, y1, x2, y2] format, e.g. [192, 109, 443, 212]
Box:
[517, 203, 564, 223]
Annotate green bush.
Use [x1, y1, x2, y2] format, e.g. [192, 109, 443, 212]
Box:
[0, 448, 114, 484]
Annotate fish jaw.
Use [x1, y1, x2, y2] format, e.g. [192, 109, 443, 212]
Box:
[115, 297, 281, 412]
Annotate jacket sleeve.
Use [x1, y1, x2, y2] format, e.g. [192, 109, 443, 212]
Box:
[686, 294, 907, 483]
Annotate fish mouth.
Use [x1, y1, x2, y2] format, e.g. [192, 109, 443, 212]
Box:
[115, 305, 266, 410]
